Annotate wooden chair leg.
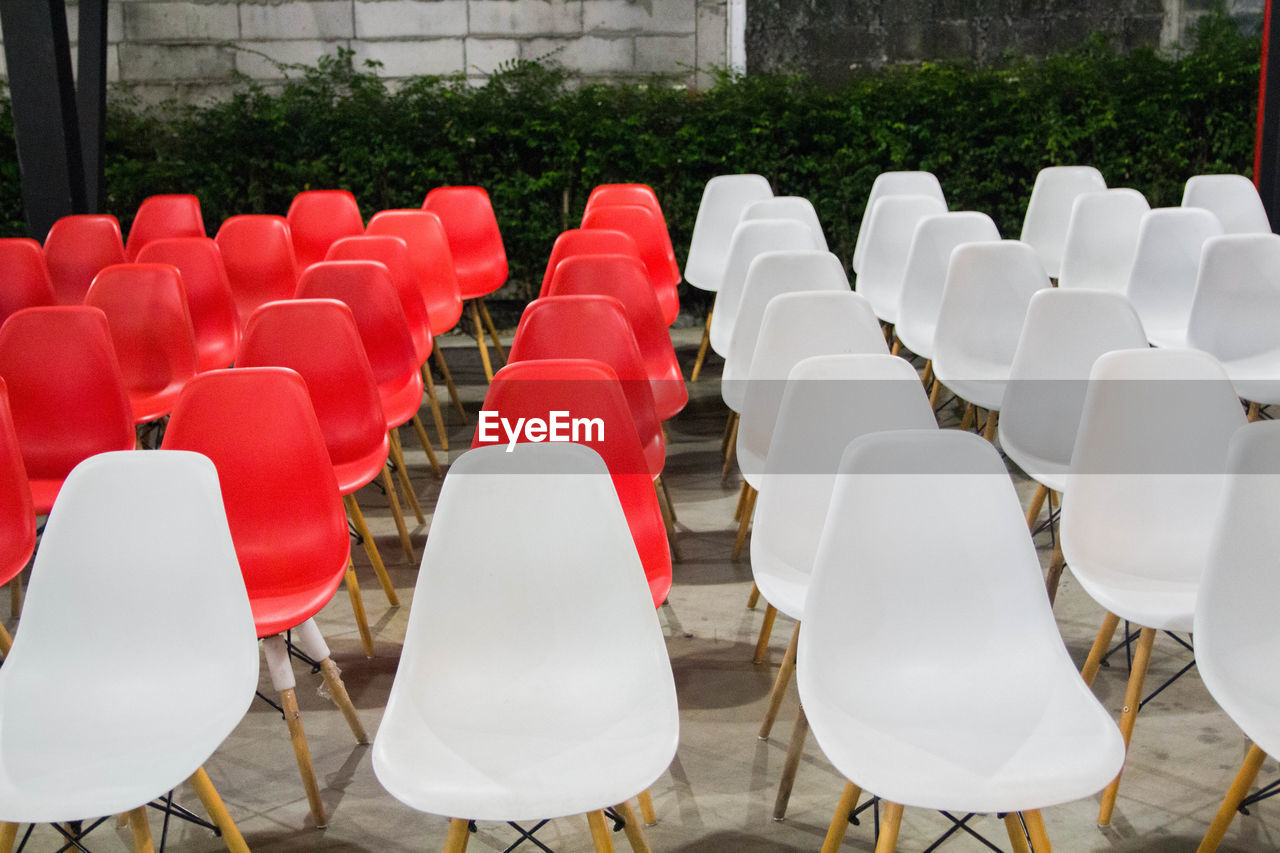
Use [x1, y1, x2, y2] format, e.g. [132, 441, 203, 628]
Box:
[1026, 484, 1049, 530]
[731, 486, 757, 561]
[1022, 809, 1052, 853]
[983, 409, 1000, 442]
[959, 401, 976, 431]
[434, 348, 468, 422]
[1045, 533, 1065, 606]
[411, 414, 443, 478]
[319, 656, 370, 744]
[760, 621, 800, 739]
[929, 376, 942, 408]
[477, 297, 506, 363]
[612, 800, 651, 853]
[746, 581, 760, 610]
[637, 790, 657, 825]
[380, 466, 417, 564]
[753, 603, 778, 664]
[921, 359, 933, 387]
[657, 474, 677, 524]
[1098, 626, 1156, 826]
[890, 337, 901, 356]
[1247, 400, 1262, 422]
[468, 301, 495, 382]
[733, 480, 748, 521]
[443, 817, 471, 853]
[1080, 612, 1121, 687]
[1198, 743, 1267, 853]
[0, 620, 11, 656]
[9, 574, 20, 620]
[422, 363, 449, 451]
[820, 781, 862, 853]
[388, 430, 426, 524]
[189, 767, 250, 853]
[690, 309, 712, 382]
[874, 801, 905, 853]
[587, 810, 616, 853]
[655, 478, 682, 563]
[128, 806, 155, 853]
[721, 411, 738, 457]
[343, 560, 376, 658]
[0, 822, 17, 853]
[1003, 813, 1033, 853]
[773, 703, 809, 820]
[345, 494, 400, 606]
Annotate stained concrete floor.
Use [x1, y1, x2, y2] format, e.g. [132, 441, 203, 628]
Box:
[8, 326, 1280, 852]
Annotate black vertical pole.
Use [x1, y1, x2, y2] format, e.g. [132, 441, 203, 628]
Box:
[0, 0, 85, 239]
[78, 0, 108, 213]
[1258, 0, 1280, 231]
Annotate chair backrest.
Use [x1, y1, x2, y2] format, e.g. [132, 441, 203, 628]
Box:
[741, 196, 829, 251]
[422, 185, 508, 300]
[136, 237, 241, 372]
[684, 173, 773, 291]
[0, 450, 258, 818]
[327, 234, 434, 365]
[85, 263, 199, 424]
[895, 211, 1001, 361]
[736, 291, 888, 489]
[1182, 173, 1272, 235]
[124, 194, 205, 261]
[1186, 233, 1280, 362]
[1057, 188, 1150, 291]
[852, 171, 946, 274]
[999, 289, 1148, 483]
[1019, 165, 1107, 278]
[0, 307, 134, 512]
[287, 189, 365, 270]
[580, 204, 682, 324]
[855, 194, 949, 324]
[0, 239, 56, 324]
[239, 299, 388, 475]
[708, 218, 817, 357]
[43, 214, 126, 305]
[162, 367, 350, 637]
[1063, 348, 1246, 591]
[214, 214, 299, 326]
[584, 183, 665, 221]
[366, 209, 465, 334]
[722, 250, 848, 412]
[539, 228, 642, 298]
[473, 358, 671, 607]
[0, 378, 35, 589]
[751, 355, 937, 585]
[1124, 207, 1222, 348]
[1195, 420, 1280, 754]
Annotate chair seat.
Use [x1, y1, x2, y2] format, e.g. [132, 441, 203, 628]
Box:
[1142, 321, 1189, 350]
[933, 361, 1008, 411]
[655, 284, 678, 327]
[750, 548, 807, 622]
[1216, 350, 1280, 405]
[894, 318, 936, 361]
[1001, 444, 1068, 495]
[457, 257, 507, 301]
[652, 375, 687, 422]
[1201, 646, 1280, 762]
[129, 382, 188, 426]
[1069, 563, 1199, 632]
[250, 567, 347, 639]
[616, 473, 672, 608]
[861, 283, 900, 326]
[28, 479, 63, 517]
[333, 438, 391, 496]
[379, 372, 426, 431]
[196, 336, 238, 373]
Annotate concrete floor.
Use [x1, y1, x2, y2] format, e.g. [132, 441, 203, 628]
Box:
[9, 326, 1280, 852]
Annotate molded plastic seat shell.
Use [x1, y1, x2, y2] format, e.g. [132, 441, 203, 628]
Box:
[43, 214, 126, 305]
[124, 194, 205, 261]
[709, 219, 818, 357]
[1019, 166, 1107, 278]
[741, 196, 829, 251]
[287, 189, 365, 270]
[215, 215, 299, 327]
[855, 194, 949, 325]
[1124, 207, 1223, 349]
[0, 239, 56, 324]
[328, 234, 435, 366]
[684, 173, 773, 292]
[423, 186, 508, 301]
[136, 237, 241, 372]
[1182, 173, 1272, 234]
[539, 228, 642, 298]
[581, 204, 681, 326]
[852, 171, 946, 275]
[0, 379, 35, 589]
[366, 209, 465, 335]
[1057, 188, 1150, 292]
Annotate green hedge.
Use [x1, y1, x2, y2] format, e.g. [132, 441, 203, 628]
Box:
[0, 14, 1261, 305]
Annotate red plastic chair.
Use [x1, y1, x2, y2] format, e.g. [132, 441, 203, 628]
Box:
[0, 239, 56, 325]
[548, 253, 688, 421]
[239, 298, 414, 628]
[84, 263, 199, 426]
[422, 186, 508, 381]
[160, 367, 369, 828]
[287, 189, 365, 271]
[123, 194, 205, 261]
[0, 307, 134, 514]
[584, 183, 667, 225]
[136, 237, 241, 372]
[0, 378, 36, 655]
[581, 204, 681, 326]
[473, 358, 672, 607]
[214, 214, 299, 327]
[43, 214, 126, 305]
[538, 228, 643, 298]
[296, 261, 440, 516]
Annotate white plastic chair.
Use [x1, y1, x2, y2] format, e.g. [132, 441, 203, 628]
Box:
[372, 443, 678, 853]
[1186, 233, 1280, 413]
[683, 174, 773, 292]
[0, 451, 257, 851]
[1020, 165, 1107, 278]
[853, 194, 948, 325]
[895, 211, 1001, 361]
[749, 354, 936, 821]
[1125, 207, 1223, 348]
[803, 430, 1125, 853]
[932, 240, 1051, 423]
[708, 219, 818, 359]
[1057, 188, 1150, 291]
[852, 171, 946, 274]
[1194, 421, 1280, 852]
[1183, 173, 1272, 234]
[741, 196, 829, 251]
[721, 250, 848, 415]
[1063, 347, 1246, 827]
